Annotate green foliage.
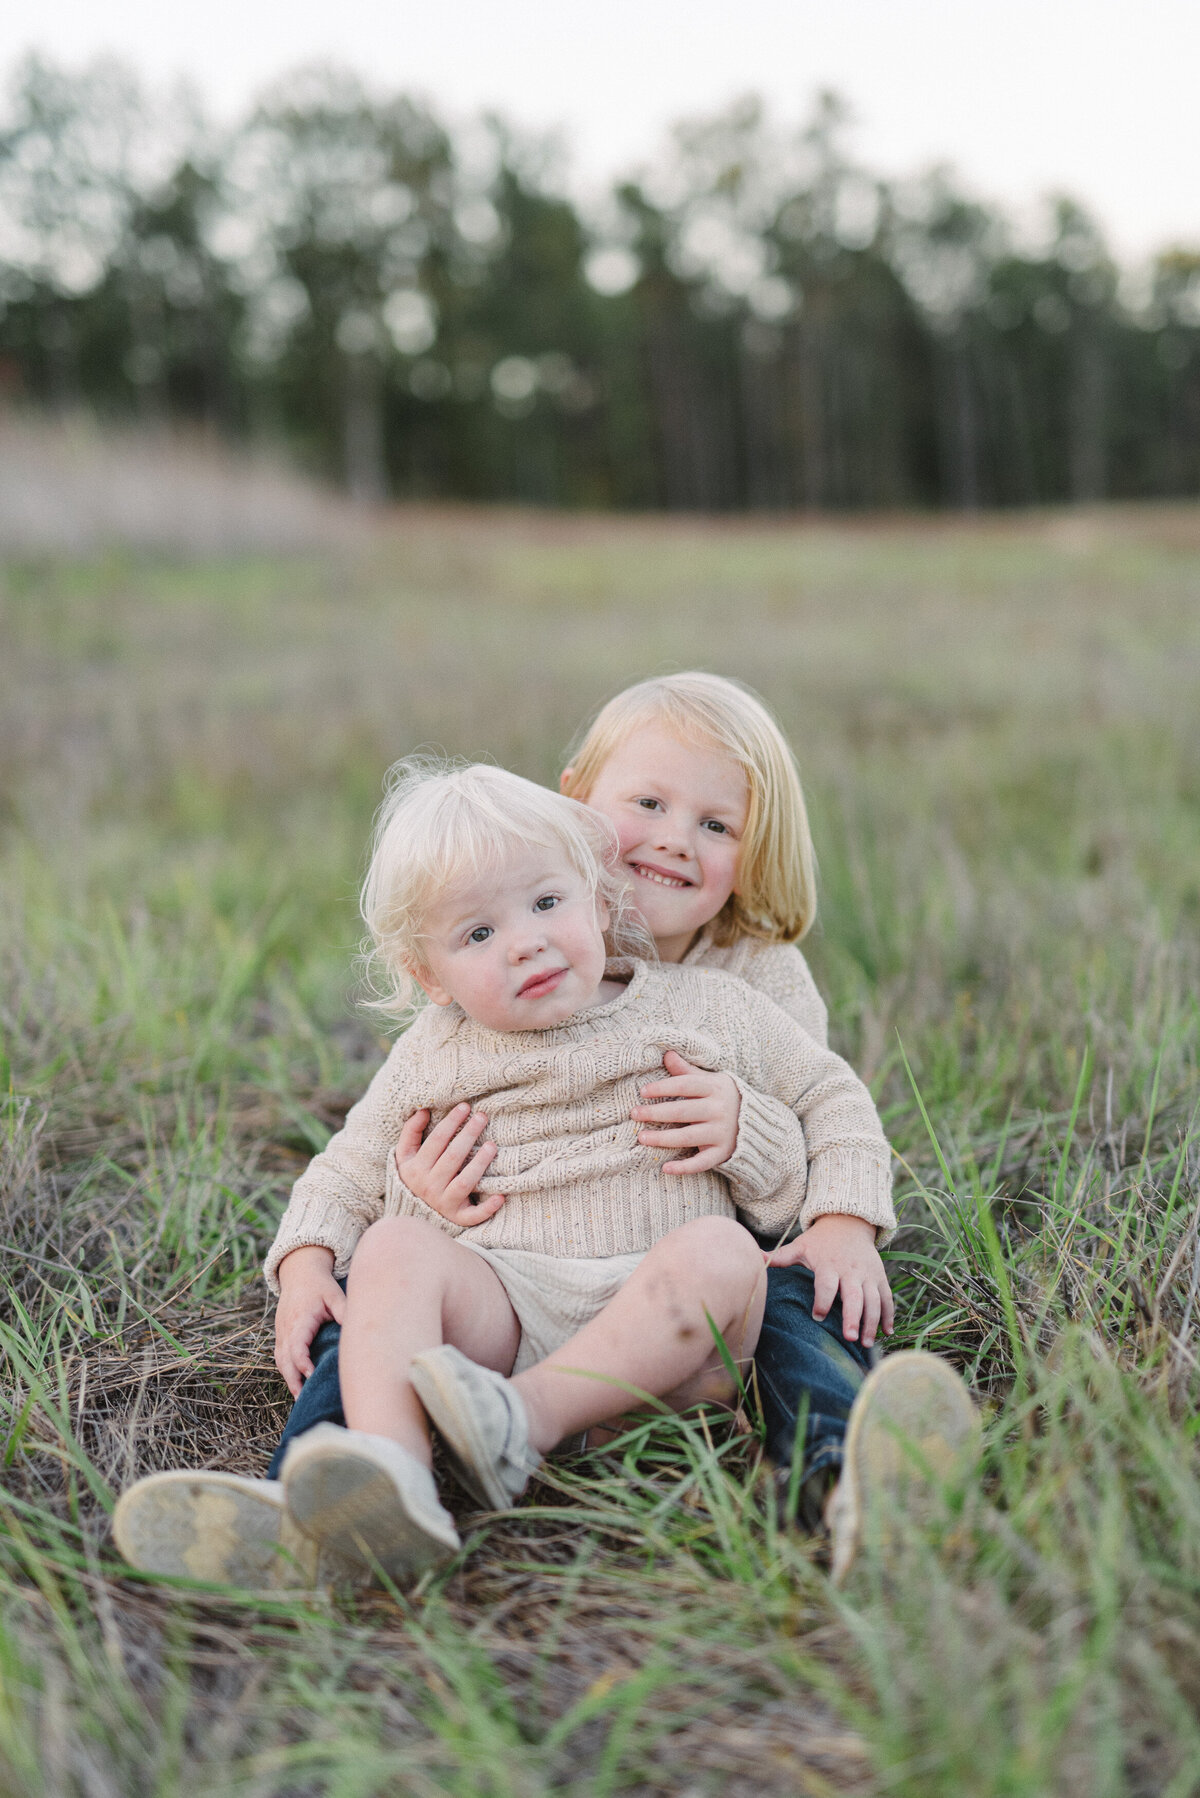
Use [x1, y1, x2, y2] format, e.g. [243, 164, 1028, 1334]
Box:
[3, 57, 1200, 507]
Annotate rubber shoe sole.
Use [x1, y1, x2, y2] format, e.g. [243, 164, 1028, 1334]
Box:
[829, 1351, 981, 1585]
[281, 1425, 460, 1584]
[113, 1472, 320, 1589]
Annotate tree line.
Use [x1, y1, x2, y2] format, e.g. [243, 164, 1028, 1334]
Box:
[2, 54, 1198, 510]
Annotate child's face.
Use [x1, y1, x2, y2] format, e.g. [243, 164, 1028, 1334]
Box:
[574, 724, 749, 962]
[411, 845, 610, 1032]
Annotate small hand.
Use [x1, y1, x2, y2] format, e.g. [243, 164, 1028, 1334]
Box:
[274, 1245, 347, 1398]
[764, 1213, 895, 1348]
[394, 1104, 507, 1228]
[631, 1049, 742, 1175]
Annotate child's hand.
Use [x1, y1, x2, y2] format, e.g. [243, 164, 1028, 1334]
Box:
[274, 1245, 347, 1398]
[394, 1105, 507, 1228]
[764, 1213, 895, 1349]
[632, 1050, 742, 1174]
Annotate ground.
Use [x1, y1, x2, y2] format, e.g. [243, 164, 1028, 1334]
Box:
[1, 498, 1198, 1796]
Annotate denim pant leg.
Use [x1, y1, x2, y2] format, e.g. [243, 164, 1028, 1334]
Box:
[752, 1254, 874, 1481]
[267, 1317, 345, 1478]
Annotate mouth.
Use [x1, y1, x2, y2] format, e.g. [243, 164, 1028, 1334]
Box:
[517, 966, 569, 1000]
[629, 861, 693, 891]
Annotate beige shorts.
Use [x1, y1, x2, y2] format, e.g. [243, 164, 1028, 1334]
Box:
[459, 1243, 647, 1373]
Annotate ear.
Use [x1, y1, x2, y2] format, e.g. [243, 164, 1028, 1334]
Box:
[559, 767, 574, 794]
[595, 894, 611, 932]
[407, 961, 454, 1008]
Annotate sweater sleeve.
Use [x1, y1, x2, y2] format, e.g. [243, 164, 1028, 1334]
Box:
[716, 984, 895, 1247]
[684, 937, 830, 1230]
[736, 940, 829, 1046]
[262, 1024, 426, 1293]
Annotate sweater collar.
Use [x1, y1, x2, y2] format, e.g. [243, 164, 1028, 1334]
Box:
[423, 957, 654, 1052]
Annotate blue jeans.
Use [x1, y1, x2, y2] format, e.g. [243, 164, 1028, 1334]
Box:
[268, 1260, 873, 1486]
[268, 1310, 347, 1478]
[752, 1256, 874, 1485]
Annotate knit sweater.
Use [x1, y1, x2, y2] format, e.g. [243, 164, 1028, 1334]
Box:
[264, 958, 894, 1291]
[681, 928, 829, 1045]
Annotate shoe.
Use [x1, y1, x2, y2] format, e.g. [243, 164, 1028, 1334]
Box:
[828, 1351, 981, 1585]
[280, 1423, 460, 1583]
[409, 1345, 541, 1510]
[113, 1471, 322, 1588]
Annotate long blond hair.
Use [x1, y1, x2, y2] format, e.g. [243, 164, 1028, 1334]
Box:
[563, 673, 816, 945]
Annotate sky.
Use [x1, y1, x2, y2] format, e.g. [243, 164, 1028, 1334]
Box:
[3, 0, 1197, 264]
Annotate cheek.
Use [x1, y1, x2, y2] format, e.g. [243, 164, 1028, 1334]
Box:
[586, 798, 644, 861]
[703, 837, 741, 895]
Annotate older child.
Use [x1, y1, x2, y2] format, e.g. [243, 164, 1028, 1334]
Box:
[116, 761, 901, 1586]
[561, 673, 893, 1521]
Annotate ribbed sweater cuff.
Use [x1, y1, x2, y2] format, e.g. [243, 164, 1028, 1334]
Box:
[263, 1204, 362, 1294]
[723, 1078, 808, 1205]
[799, 1150, 897, 1248]
[389, 1178, 465, 1238]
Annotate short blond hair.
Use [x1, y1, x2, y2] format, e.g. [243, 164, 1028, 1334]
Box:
[563, 672, 816, 945]
[360, 758, 649, 1017]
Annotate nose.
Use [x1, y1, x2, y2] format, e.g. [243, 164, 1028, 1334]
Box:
[507, 923, 548, 964]
[650, 817, 690, 858]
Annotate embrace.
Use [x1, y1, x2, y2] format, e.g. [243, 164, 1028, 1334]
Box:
[115, 672, 978, 1589]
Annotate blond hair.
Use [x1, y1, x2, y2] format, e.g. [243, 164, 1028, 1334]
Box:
[563, 672, 816, 946]
[360, 758, 650, 1017]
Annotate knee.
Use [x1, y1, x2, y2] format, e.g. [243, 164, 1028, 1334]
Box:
[680, 1215, 763, 1283]
[348, 1215, 446, 1288]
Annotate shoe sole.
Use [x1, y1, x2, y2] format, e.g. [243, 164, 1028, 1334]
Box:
[113, 1472, 318, 1589]
[831, 1352, 981, 1585]
[283, 1439, 459, 1583]
[409, 1356, 510, 1510]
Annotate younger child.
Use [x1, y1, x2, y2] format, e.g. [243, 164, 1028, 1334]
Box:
[115, 760, 915, 1586]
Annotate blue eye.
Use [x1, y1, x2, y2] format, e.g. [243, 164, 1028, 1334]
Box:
[467, 926, 492, 944]
[534, 894, 559, 912]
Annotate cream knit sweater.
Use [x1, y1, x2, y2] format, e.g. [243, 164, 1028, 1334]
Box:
[264, 958, 893, 1291]
[681, 927, 829, 1045]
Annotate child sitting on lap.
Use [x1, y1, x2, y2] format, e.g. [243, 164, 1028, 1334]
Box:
[117, 759, 944, 1588]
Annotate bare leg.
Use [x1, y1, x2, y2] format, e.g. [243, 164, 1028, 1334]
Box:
[512, 1217, 767, 1455]
[340, 1217, 520, 1464]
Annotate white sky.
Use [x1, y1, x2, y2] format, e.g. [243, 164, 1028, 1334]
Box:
[3, 0, 1198, 263]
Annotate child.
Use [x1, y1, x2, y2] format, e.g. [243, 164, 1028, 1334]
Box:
[560, 672, 886, 1518]
[115, 759, 924, 1587]
[269, 670, 890, 1501]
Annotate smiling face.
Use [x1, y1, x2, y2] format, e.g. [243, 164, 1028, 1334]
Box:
[411, 844, 611, 1032]
[573, 724, 750, 962]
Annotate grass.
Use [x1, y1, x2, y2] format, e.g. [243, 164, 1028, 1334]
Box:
[1, 498, 1198, 1794]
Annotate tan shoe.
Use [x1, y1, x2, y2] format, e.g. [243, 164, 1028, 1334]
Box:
[281, 1423, 460, 1584]
[828, 1351, 981, 1585]
[410, 1345, 541, 1510]
[113, 1471, 321, 1588]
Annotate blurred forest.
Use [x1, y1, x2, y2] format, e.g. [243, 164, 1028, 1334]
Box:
[2, 53, 1199, 510]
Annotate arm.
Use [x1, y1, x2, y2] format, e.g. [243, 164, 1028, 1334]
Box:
[632, 1053, 809, 1187]
[263, 1026, 427, 1295]
[631, 939, 825, 1184]
[633, 1040, 893, 1346]
[274, 1244, 346, 1397]
[725, 987, 894, 1244]
[698, 934, 831, 1050]
[720, 984, 896, 1344]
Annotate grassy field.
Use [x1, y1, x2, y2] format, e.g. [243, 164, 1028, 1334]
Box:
[1, 501, 1198, 1796]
